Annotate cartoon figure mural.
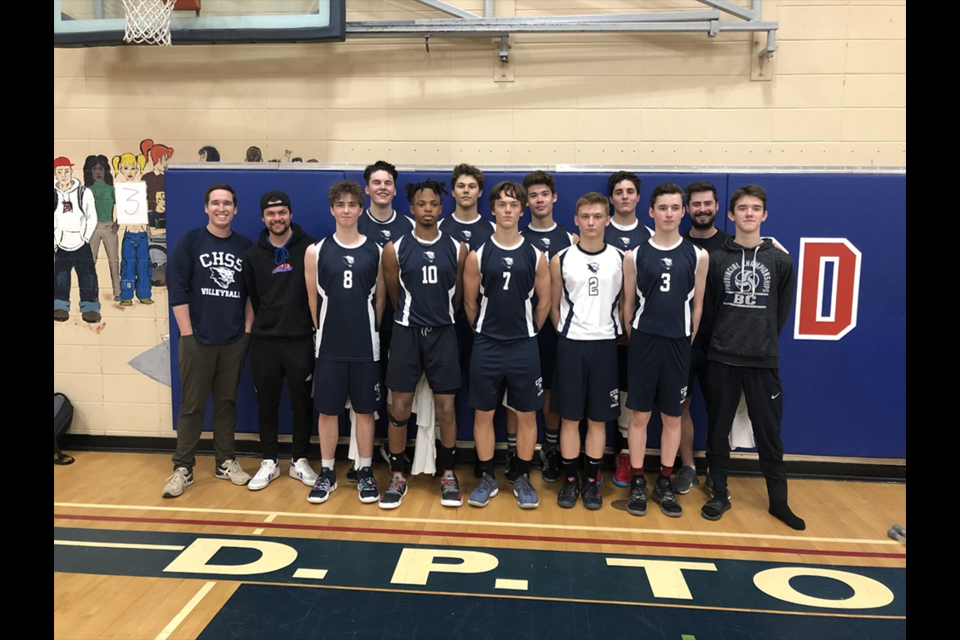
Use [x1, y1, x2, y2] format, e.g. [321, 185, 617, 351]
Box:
[198, 145, 220, 162]
[141, 139, 173, 230]
[54, 157, 101, 323]
[83, 154, 120, 301]
[113, 149, 154, 306]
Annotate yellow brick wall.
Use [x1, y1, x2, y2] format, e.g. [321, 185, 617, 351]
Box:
[53, 0, 906, 439]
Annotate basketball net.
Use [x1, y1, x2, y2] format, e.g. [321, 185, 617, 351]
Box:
[122, 0, 178, 46]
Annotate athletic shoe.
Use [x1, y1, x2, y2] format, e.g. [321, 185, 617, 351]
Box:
[216, 459, 251, 486]
[346, 462, 359, 484]
[289, 458, 318, 486]
[139, 298, 155, 305]
[307, 468, 337, 504]
[81, 311, 101, 324]
[504, 450, 520, 484]
[614, 452, 632, 487]
[705, 471, 732, 501]
[557, 476, 580, 509]
[581, 478, 602, 511]
[513, 473, 539, 509]
[162, 468, 193, 498]
[249, 460, 280, 491]
[468, 473, 499, 507]
[119, 300, 133, 307]
[701, 497, 732, 521]
[357, 466, 380, 504]
[440, 471, 463, 507]
[626, 476, 648, 516]
[539, 447, 561, 483]
[672, 466, 700, 495]
[653, 477, 683, 518]
[54, 309, 70, 322]
[379, 474, 407, 510]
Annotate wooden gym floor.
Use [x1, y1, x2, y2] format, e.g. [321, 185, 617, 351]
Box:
[54, 452, 906, 640]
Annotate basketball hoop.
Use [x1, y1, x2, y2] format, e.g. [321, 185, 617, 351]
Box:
[122, 0, 178, 46]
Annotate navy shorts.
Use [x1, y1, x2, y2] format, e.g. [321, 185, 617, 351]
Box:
[314, 359, 382, 416]
[551, 337, 620, 423]
[469, 335, 544, 413]
[538, 322, 558, 391]
[386, 324, 460, 394]
[626, 332, 690, 418]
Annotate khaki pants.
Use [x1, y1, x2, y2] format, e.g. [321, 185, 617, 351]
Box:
[89, 221, 120, 298]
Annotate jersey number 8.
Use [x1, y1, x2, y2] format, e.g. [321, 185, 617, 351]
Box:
[343, 270, 353, 289]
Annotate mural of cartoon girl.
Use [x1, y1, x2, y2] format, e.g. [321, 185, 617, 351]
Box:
[112, 150, 153, 306]
[84, 154, 120, 301]
[141, 139, 173, 230]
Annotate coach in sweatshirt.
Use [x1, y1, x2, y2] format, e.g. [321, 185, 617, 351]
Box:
[242, 190, 320, 492]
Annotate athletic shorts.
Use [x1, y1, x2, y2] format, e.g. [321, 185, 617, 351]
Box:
[625, 332, 691, 417]
[455, 308, 475, 370]
[538, 322, 558, 391]
[385, 324, 460, 394]
[468, 335, 544, 413]
[551, 337, 620, 423]
[314, 359, 382, 416]
[686, 343, 710, 401]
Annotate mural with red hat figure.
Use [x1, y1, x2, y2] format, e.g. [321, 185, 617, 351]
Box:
[54, 156, 101, 324]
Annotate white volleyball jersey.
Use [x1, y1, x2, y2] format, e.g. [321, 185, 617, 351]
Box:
[556, 243, 625, 341]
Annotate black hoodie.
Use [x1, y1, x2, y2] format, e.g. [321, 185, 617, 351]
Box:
[242, 223, 317, 339]
[706, 237, 795, 368]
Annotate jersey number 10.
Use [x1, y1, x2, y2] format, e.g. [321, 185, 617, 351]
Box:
[422, 265, 438, 284]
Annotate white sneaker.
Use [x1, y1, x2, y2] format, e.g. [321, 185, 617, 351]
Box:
[289, 458, 319, 486]
[249, 460, 280, 491]
[162, 468, 193, 498]
[216, 459, 251, 486]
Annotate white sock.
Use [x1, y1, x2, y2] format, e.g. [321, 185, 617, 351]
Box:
[358, 456, 373, 469]
[322, 458, 335, 471]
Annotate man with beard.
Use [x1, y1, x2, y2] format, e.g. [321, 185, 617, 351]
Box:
[243, 191, 319, 492]
[673, 181, 732, 496]
[380, 179, 468, 509]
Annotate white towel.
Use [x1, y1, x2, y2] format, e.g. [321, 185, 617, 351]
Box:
[410, 375, 438, 476]
[730, 391, 757, 450]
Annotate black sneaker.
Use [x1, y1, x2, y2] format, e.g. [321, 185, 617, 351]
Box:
[626, 476, 648, 516]
[539, 447, 561, 484]
[505, 450, 520, 484]
[653, 477, 683, 518]
[557, 476, 580, 508]
[581, 478, 602, 511]
[346, 462, 359, 484]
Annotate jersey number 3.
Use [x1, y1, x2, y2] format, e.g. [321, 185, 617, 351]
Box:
[660, 273, 671, 292]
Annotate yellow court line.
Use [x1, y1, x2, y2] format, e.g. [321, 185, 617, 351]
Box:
[54, 501, 901, 547]
[239, 579, 908, 621]
[154, 581, 216, 640]
[54, 540, 185, 551]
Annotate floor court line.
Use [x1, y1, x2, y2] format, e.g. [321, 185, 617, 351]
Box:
[53, 513, 907, 560]
[52, 501, 901, 547]
[154, 581, 216, 640]
[54, 540, 185, 551]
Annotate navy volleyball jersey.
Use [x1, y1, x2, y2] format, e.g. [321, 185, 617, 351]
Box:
[474, 237, 543, 341]
[439, 214, 496, 252]
[605, 218, 654, 253]
[521, 223, 575, 261]
[631, 237, 704, 339]
[358, 210, 415, 248]
[394, 231, 460, 328]
[313, 236, 383, 361]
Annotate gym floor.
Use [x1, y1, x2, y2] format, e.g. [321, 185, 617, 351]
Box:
[54, 452, 906, 640]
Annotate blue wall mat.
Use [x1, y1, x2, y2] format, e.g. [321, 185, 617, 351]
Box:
[164, 168, 905, 459]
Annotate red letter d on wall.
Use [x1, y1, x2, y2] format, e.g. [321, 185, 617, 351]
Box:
[794, 239, 862, 341]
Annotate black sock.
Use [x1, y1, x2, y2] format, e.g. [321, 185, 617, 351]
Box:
[480, 458, 496, 478]
[769, 501, 806, 531]
[562, 457, 578, 481]
[389, 450, 404, 474]
[437, 444, 456, 473]
[517, 456, 532, 476]
[584, 456, 602, 482]
[544, 428, 560, 451]
[507, 434, 517, 454]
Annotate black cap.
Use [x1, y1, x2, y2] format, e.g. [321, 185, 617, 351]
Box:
[260, 190, 292, 212]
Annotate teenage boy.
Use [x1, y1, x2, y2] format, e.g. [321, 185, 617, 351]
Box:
[701, 184, 805, 531]
[304, 181, 386, 506]
[605, 171, 655, 487]
[673, 181, 732, 495]
[242, 191, 319, 491]
[438, 164, 495, 252]
[504, 170, 578, 483]
[380, 179, 468, 509]
[622, 183, 709, 518]
[550, 193, 623, 510]
[163, 184, 253, 498]
[464, 182, 551, 509]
